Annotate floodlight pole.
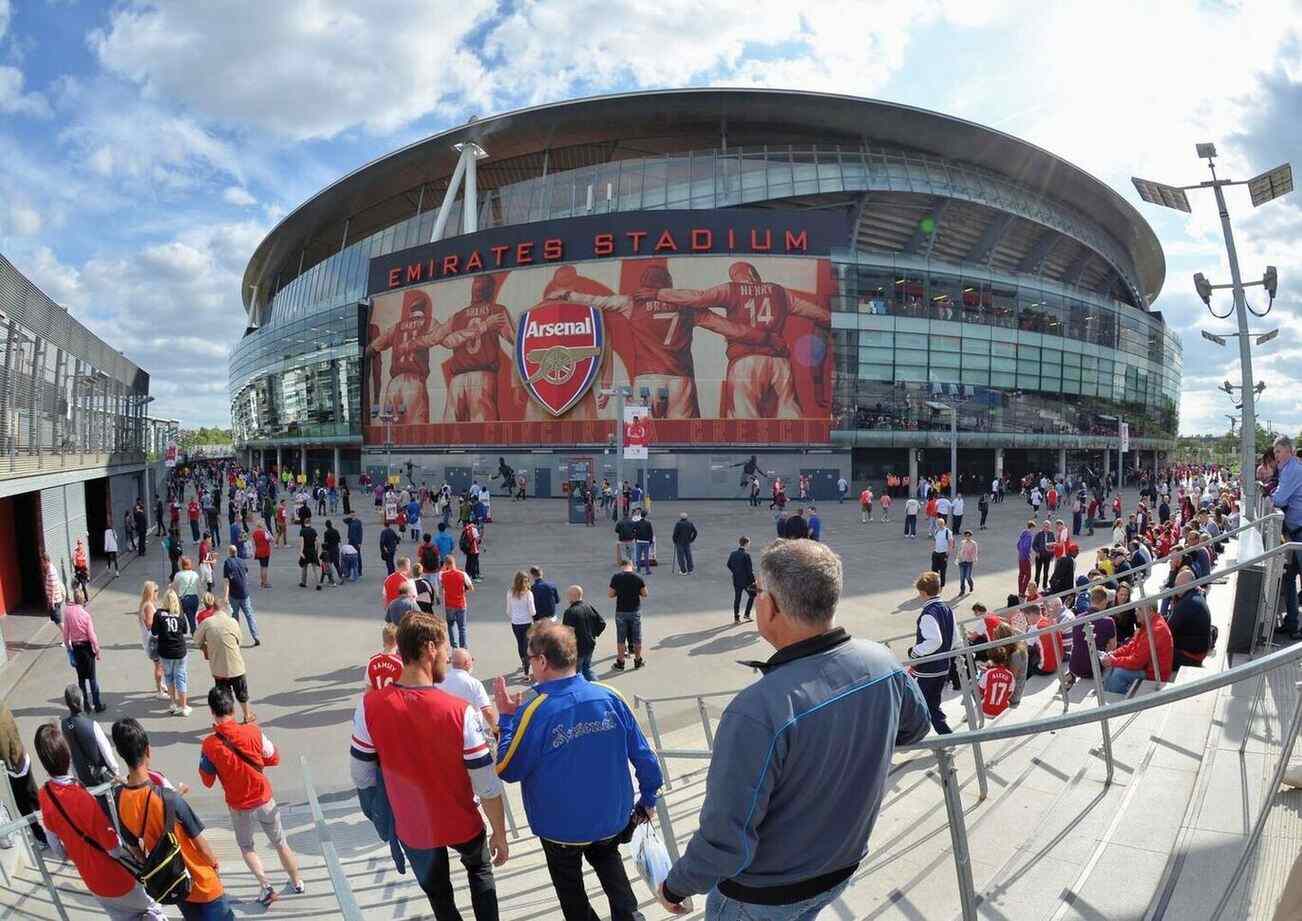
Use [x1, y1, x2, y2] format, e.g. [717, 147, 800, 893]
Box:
[1207, 160, 1259, 517]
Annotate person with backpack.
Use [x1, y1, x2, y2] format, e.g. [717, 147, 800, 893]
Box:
[198, 687, 304, 907]
[460, 521, 482, 582]
[111, 718, 232, 920]
[561, 585, 606, 681]
[34, 723, 169, 920]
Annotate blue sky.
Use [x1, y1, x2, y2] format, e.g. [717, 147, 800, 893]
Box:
[1, 0, 1299, 432]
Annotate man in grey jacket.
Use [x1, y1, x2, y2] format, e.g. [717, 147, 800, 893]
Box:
[659, 539, 931, 918]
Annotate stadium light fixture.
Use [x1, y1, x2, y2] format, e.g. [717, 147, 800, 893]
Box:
[1201, 329, 1228, 347]
[1131, 177, 1192, 213]
[1193, 273, 1214, 306]
[1263, 265, 1278, 300]
[1196, 142, 1218, 159]
[1256, 329, 1279, 346]
[1247, 163, 1293, 207]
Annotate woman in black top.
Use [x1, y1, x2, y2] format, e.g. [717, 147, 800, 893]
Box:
[299, 522, 322, 589]
[151, 590, 191, 716]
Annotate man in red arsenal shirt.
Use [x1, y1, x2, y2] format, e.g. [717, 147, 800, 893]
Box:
[441, 274, 515, 423]
[34, 724, 168, 919]
[351, 612, 508, 919]
[646, 261, 831, 420]
[383, 557, 414, 607]
[558, 265, 769, 419]
[187, 498, 201, 542]
[367, 623, 403, 690]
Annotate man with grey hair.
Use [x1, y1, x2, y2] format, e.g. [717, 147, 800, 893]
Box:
[1271, 434, 1302, 640]
[385, 581, 420, 626]
[658, 539, 931, 918]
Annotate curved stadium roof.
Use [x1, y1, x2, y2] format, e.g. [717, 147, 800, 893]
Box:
[243, 88, 1165, 317]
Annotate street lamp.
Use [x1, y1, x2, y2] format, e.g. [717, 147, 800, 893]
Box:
[926, 400, 958, 501]
[1132, 147, 1292, 520]
[601, 385, 634, 504]
[378, 406, 405, 483]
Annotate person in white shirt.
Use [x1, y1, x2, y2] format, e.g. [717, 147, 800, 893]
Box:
[103, 528, 120, 577]
[931, 523, 953, 588]
[1030, 487, 1043, 512]
[904, 496, 921, 539]
[837, 476, 848, 503]
[951, 494, 966, 532]
[933, 496, 951, 537]
[506, 570, 537, 675]
[991, 477, 1001, 504]
[435, 648, 498, 736]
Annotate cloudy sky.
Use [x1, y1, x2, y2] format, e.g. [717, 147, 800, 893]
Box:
[0, 0, 1299, 432]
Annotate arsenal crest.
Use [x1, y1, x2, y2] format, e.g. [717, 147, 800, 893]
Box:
[515, 301, 605, 417]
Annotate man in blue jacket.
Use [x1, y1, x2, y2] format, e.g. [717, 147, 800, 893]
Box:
[493, 621, 662, 921]
[345, 515, 364, 577]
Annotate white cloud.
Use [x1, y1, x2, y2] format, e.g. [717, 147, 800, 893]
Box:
[11, 221, 269, 426]
[90, 0, 497, 141]
[6, 203, 41, 235]
[0, 0, 9, 41]
[223, 185, 256, 207]
[0, 65, 49, 116]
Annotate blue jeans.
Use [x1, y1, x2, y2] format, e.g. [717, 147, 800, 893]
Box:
[958, 561, 974, 593]
[181, 594, 200, 634]
[350, 542, 362, 575]
[1105, 666, 1146, 693]
[402, 830, 497, 920]
[578, 653, 594, 681]
[229, 596, 260, 642]
[446, 609, 467, 648]
[704, 878, 850, 920]
[675, 542, 694, 573]
[178, 894, 235, 920]
[635, 540, 651, 574]
[341, 553, 359, 581]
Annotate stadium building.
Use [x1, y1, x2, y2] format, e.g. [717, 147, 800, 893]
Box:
[232, 89, 1179, 499]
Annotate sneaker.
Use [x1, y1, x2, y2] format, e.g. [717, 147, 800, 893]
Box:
[745, 614, 753, 621]
[634, 658, 645, 669]
[612, 660, 626, 671]
[291, 881, 305, 895]
[178, 705, 193, 717]
[157, 688, 171, 699]
[258, 884, 279, 906]
[316, 584, 322, 591]
[734, 616, 740, 624]
[93, 703, 107, 714]
[167, 704, 179, 715]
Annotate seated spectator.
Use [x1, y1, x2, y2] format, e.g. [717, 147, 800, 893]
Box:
[34, 723, 167, 919]
[1102, 601, 1173, 692]
[978, 645, 1016, 718]
[1067, 587, 1116, 682]
[1168, 569, 1213, 667]
[1028, 605, 1062, 676]
[1111, 583, 1137, 645]
[992, 622, 1028, 707]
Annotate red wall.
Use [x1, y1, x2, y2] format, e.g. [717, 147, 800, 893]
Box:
[0, 497, 19, 616]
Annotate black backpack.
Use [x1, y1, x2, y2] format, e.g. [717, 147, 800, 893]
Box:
[116, 785, 192, 904]
[459, 528, 473, 554]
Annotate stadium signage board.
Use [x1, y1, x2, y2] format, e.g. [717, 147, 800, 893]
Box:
[367, 208, 850, 296]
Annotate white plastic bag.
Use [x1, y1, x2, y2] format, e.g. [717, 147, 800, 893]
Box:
[631, 820, 685, 906]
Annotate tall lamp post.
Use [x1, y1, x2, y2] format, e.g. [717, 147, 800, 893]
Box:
[926, 401, 958, 501]
[1132, 146, 1291, 521]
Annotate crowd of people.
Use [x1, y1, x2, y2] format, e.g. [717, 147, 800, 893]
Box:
[12, 441, 1302, 921]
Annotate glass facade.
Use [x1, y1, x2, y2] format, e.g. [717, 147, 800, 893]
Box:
[831, 256, 1179, 441]
[229, 305, 362, 447]
[257, 144, 1145, 334]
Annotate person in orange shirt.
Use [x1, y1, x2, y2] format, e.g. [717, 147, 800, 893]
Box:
[110, 718, 234, 920]
[924, 495, 940, 536]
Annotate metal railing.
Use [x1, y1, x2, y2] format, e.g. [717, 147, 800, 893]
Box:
[0, 766, 366, 920]
[633, 520, 1299, 921]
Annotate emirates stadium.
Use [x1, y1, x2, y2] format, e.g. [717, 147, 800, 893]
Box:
[231, 88, 1180, 499]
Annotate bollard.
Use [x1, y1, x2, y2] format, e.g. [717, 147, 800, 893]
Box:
[1083, 626, 1116, 785]
[644, 701, 673, 791]
[697, 697, 715, 751]
[937, 748, 979, 921]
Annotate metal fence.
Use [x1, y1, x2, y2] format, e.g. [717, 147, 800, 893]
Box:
[0, 255, 149, 464]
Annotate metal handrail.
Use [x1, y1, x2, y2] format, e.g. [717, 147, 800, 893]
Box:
[873, 507, 1276, 648]
[633, 528, 1292, 710]
[301, 757, 365, 920]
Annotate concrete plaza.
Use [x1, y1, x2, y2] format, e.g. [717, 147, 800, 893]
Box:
[0, 489, 1137, 810]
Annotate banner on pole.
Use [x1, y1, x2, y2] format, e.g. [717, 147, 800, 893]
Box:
[1119, 422, 1130, 454]
[164, 442, 178, 468]
[623, 405, 650, 460]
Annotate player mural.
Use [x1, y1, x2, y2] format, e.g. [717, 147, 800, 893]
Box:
[365, 254, 834, 446]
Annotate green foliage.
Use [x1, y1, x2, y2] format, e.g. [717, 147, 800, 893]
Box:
[177, 427, 232, 449]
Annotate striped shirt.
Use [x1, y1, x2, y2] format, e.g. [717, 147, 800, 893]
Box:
[44, 562, 64, 606]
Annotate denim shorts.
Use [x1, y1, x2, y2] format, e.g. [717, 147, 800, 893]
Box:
[616, 610, 642, 645]
[161, 656, 188, 694]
